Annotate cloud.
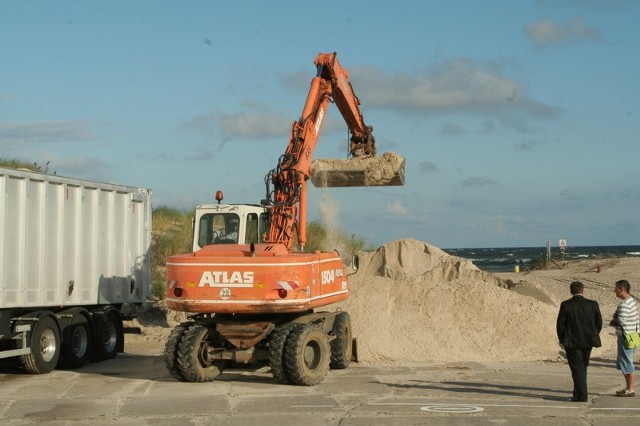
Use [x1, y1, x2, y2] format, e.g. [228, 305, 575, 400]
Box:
[277, 70, 309, 92]
[620, 187, 640, 200]
[192, 56, 560, 142]
[461, 176, 498, 187]
[352, 58, 559, 120]
[440, 122, 465, 136]
[184, 99, 348, 143]
[182, 146, 216, 162]
[524, 18, 603, 48]
[0, 93, 15, 102]
[52, 156, 108, 178]
[448, 197, 494, 211]
[387, 199, 407, 215]
[418, 160, 439, 173]
[183, 101, 291, 141]
[355, 60, 517, 111]
[513, 139, 545, 151]
[558, 190, 579, 200]
[0, 120, 96, 144]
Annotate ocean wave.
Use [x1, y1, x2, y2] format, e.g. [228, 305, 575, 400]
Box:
[444, 245, 640, 272]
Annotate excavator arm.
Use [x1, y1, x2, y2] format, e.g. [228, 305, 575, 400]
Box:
[315, 52, 376, 158]
[263, 52, 404, 251]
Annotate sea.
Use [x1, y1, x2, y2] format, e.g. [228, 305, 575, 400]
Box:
[443, 245, 640, 273]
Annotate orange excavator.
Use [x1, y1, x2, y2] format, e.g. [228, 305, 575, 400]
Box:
[164, 52, 404, 385]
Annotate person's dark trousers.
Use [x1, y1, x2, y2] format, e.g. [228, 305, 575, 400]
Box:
[566, 347, 592, 401]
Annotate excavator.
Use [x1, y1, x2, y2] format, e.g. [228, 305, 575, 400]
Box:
[163, 52, 405, 386]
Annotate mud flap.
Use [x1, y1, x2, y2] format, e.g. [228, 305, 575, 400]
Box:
[351, 337, 358, 363]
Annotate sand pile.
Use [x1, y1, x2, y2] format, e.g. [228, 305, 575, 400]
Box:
[335, 238, 561, 364]
[130, 238, 568, 365]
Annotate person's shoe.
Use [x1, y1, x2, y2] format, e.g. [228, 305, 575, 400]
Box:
[569, 397, 588, 402]
[615, 390, 635, 397]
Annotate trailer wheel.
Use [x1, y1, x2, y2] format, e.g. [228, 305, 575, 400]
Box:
[91, 311, 123, 361]
[164, 321, 193, 381]
[285, 324, 330, 386]
[21, 316, 61, 374]
[58, 316, 91, 369]
[177, 324, 225, 382]
[330, 312, 352, 369]
[268, 323, 298, 384]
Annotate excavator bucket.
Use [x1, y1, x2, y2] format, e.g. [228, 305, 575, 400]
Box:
[310, 151, 405, 187]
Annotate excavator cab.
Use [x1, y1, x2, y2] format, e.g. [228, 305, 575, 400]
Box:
[193, 204, 269, 251]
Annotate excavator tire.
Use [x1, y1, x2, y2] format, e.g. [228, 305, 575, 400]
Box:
[176, 323, 225, 382]
[268, 323, 298, 384]
[284, 324, 330, 386]
[329, 312, 352, 369]
[164, 321, 193, 381]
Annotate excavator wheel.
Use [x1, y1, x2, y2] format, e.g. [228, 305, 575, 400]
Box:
[284, 324, 330, 386]
[268, 323, 298, 384]
[164, 321, 193, 381]
[176, 323, 226, 382]
[329, 312, 352, 369]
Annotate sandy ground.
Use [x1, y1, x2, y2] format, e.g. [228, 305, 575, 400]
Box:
[4, 238, 638, 424]
[126, 238, 637, 366]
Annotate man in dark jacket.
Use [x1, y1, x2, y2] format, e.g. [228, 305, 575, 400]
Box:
[556, 281, 603, 402]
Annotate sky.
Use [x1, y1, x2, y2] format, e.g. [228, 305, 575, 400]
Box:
[1, 0, 639, 249]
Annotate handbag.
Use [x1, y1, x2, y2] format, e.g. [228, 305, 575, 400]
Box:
[622, 319, 640, 349]
[623, 330, 640, 349]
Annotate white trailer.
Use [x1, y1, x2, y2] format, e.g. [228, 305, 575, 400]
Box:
[0, 166, 152, 373]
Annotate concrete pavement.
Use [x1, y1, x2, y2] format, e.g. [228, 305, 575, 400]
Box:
[1, 348, 639, 425]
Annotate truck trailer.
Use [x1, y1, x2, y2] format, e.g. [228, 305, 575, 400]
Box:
[0, 166, 152, 373]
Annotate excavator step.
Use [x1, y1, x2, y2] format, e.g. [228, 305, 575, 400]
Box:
[310, 151, 405, 188]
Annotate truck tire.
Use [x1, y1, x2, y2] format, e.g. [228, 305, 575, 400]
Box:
[268, 323, 298, 384]
[330, 312, 352, 369]
[58, 316, 91, 369]
[164, 321, 193, 381]
[20, 316, 61, 374]
[91, 311, 123, 361]
[284, 324, 330, 386]
[177, 323, 225, 382]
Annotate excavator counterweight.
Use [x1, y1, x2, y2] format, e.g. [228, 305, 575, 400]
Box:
[310, 151, 405, 188]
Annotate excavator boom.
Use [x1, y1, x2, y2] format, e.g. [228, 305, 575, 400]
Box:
[264, 52, 405, 250]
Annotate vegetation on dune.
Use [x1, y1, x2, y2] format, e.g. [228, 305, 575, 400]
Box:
[151, 207, 194, 299]
[305, 220, 371, 258]
[0, 158, 52, 173]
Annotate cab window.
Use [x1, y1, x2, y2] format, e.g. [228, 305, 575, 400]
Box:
[197, 213, 240, 247]
[259, 212, 270, 243]
[244, 213, 259, 244]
